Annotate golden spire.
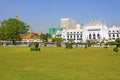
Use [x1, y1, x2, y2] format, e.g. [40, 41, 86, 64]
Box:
[16, 13, 19, 20]
[30, 28, 33, 35]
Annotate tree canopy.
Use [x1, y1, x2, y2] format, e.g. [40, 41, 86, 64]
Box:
[0, 18, 29, 43]
[40, 33, 51, 43]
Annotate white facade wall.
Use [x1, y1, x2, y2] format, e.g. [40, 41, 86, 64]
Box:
[82, 25, 108, 42]
[108, 26, 120, 40]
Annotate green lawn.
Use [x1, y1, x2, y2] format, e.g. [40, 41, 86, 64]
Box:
[0, 46, 120, 80]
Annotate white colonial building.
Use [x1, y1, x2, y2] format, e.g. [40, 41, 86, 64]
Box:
[56, 19, 120, 43]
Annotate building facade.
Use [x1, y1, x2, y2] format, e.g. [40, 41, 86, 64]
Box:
[55, 19, 120, 43]
[49, 27, 63, 38]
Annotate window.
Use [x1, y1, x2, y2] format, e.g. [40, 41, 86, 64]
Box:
[81, 35, 82, 38]
[113, 34, 115, 37]
[109, 34, 111, 37]
[93, 34, 96, 39]
[89, 34, 91, 39]
[67, 36, 69, 38]
[97, 34, 100, 39]
[74, 35, 76, 38]
[113, 30, 115, 32]
[117, 34, 119, 37]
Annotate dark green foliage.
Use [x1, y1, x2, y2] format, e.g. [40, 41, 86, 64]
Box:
[57, 43, 61, 47]
[34, 42, 39, 48]
[66, 43, 73, 49]
[0, 18, 29, 44]
[30, 47, 40, 51]
[115, 38, 120, 47]
[52, 38, 62, 47]
[30, 42, 40, 51]
[113, 47, 119, 53]
[40, 33, 51, 46]
[40, 33, 51, 42]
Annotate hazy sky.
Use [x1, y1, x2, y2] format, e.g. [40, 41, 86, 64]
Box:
[0, 0, 120, 32]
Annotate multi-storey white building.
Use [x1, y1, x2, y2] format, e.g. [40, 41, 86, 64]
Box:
[56, 19, 120, 43]
[108, 26, 120, 40]
[60, 18, 76, 29]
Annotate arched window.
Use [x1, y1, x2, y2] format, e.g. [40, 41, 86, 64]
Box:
[89, 34, 91, 39]
[117, 34, 119, 37]
[97, 34, 100, 39]
[109, 34, 111, 37]
[80, 35, 82, 38]
[113, 34, 115, 37]
[93, 34, 96, 39]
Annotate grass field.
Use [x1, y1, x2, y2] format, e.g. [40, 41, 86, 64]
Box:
[0, 46, 120, 80]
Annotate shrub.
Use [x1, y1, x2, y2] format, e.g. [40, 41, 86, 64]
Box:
[85, 44, 87, 49]
[66, 43, 73, 49]
[30, 42, 40, 51]
[30, 47, 40, 51]
[57, 43, 61, 47]
[34, 42, 39, 48]
[113, 47, 119, 53]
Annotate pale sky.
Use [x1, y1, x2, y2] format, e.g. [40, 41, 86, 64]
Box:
[0, 0, 120, 33]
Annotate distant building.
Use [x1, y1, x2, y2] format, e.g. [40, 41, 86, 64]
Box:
[60, 18, 76, 29]
[55, 19, 120, 43]
[49, 27, 63, 38]
[108, 26, 120, 40]
[22, 28, 41, 43]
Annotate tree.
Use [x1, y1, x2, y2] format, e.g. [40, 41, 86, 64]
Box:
[40, 33, 51, 46]
[107, 38, 120, 48]
[115, 38, 120, 48]
[0, 18, 29, 45]
[107, 38, 120, 53]
[52, 38, 62, 47]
